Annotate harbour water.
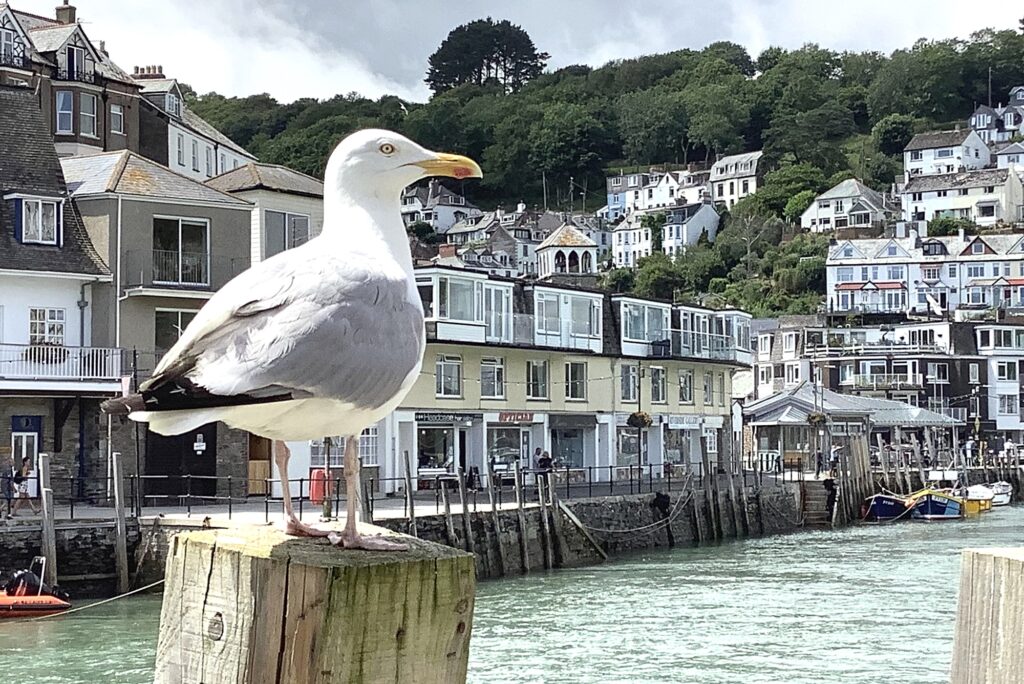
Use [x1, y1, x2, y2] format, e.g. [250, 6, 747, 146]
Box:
[3, 508, 1020, 683]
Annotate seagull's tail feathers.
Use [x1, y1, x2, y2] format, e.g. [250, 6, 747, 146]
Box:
[101, 393, 144, 416]
[130, 408, 228, 436]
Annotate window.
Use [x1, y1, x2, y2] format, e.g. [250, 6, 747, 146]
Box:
[154, 309, 198, 353]
[703, 372, 714, 405]
[968, 363, 980, 384]
[650, 366, 666, 403]
[741, 180, 749, 195]
[837, 266, 855, 282]
[80, 93, 96, 137]
[949, 264, 957, 278]
[911, 192, 923, 202]
[0, 28, 14, 61]
[887, 266, 904, 280]
[678, 369, 693, 403]
[979, 205, 995, 218]
[166, 93, 180, 117]
[437, 276, 478, 321]
[612, 177, 622, 186]
[65, 45, 84, 78]
[152, 217, 210, 284]
[937, 190, 948, 198]
[922, 266, 939, 280]
[435, 354, 462, 397]
[20, 198, 59, 245]
[783, 333, 796, 353]
[785, 363, 800, 385]
[927, 363, 949, 382]
[910, 150, 922, 161]
[998, 361, 1018, 382]
[621, 364, 638, 402]
[191, 140, 199, 171]
[841, 245, 854, 258]
[29, 308, 64, 345]
[565, 362, 587, 400]
[984, 186, 995, 194]
[757, 365, 770, 385]
[176, 133, 185, 166]
[205, 147, 213, 177]
[936, 148, 953, 158]
[55, 91, 73, 133]
[999, 394, 1018, 416]
[622, 302, 667, 342]
[264, 211, 311, 257]
[972, 242, 985, 254]
[758, 335, 771, 354]
[967, 264, 985, 279]
[527, 360, 549, 400]
[704, 427, 718, 454]
[110, 103, 124, 135]
[481, 357, 505, 399]
[219, 152, 226, 173]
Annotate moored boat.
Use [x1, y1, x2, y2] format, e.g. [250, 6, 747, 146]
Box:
[861, 493, 911, 522]
[0, 556, 71, 619]
[989, 481, 1013, 506]
[910, 489, 965, 521]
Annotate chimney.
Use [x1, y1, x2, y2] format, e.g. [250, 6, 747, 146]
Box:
[55, 1, 76, 24]
[98, 40, 107, 56]
[958, 228, 966, 243]
[438, 244, 458, 258]
[516, 201, 526, 213]
[133, 65, 166, 80]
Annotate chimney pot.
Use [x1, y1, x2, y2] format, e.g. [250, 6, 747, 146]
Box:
[55, 1, 76, 25]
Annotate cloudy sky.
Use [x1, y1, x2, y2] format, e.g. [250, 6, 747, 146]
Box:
[16, 0, 1023, 103]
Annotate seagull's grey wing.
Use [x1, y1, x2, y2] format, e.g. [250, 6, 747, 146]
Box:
[142, 249, 421, 413]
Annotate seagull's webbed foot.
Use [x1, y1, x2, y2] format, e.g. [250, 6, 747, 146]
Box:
[284, 516, 331, 538]
[327, 530, 409, 551]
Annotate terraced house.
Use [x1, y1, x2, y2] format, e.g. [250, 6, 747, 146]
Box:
[275, 266, 753, 494]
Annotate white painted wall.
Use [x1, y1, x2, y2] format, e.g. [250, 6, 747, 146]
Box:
[0, 273, 93, 346]
[234, 189, 325, 265]
[167, 122, 252, 181]
[903, 132, 990, 176]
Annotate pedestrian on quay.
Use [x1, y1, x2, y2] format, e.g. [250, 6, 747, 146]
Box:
[2, 453, 14, 519]
[537, 450, 553, 487]
[532, 446, 542, 470]
[814, 450, 824, 479]
[11, 457, 39, 517]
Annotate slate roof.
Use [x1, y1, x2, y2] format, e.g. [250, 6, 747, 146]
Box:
[206, 162, 323, 198]
[181, 107, 253, 158]
[138, 79, 179, 94]
[903, 168, 1008, 193]
[710, 151, 762, 180]
[904, 130, 972, 152]
[995, 142, 1024, 157]
[0, 86, 106, 276]
[61, 151, 251, 207]
[21, 19, 135, 85]
[26, 23, 75, 52]
[537, 223, 596, 250]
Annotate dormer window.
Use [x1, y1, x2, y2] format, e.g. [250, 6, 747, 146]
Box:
[972, 242, 985, 254]
[1, 28, 16, 63]
[886, 244, 897, 256]
[65, 45, 84, 79]
[18, 197, 62, 245]
[166, 93, 181, 117]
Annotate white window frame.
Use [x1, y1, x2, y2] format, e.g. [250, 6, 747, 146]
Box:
[176, 133, 185, 166]
[0, 28, 15, 60]
[55, 90, 73, 134]
[969, 363, 980, 384]
[29, 307, 65, 345]
[783, 333, 796, 353]
[997, 361, 1018, 382]
[110, 103, 124, 135]
[565, 361, 587, 401]
[20, 198, 61, 245]
[480, 357, 505, 399]
[621, 363, 638, 403]
[679, 368, 693, 404]
[703, 372, 714, 405]
[264, 210, 311, 257]
[435, 354, 462, 398]
[80, 93, 97, 137]
[998, 394, 1018, 416]
[191, 139, 200, 172]
[205, 146, 213, 177]
[650, 366, 666, 404]
[527, 360, 549, 400]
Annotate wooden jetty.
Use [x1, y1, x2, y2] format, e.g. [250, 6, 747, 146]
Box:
[154, 524, 475, 684]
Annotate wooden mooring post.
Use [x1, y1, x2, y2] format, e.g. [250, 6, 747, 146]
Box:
[111, 451, 130, 594]
[951, 548, 1024, 683]
[38, 452, 57, 586]
[153, 525, 475, 684]
[402, 450, 417, 538]
[512, 462, 530, 574]
[483, 459, 506, 576]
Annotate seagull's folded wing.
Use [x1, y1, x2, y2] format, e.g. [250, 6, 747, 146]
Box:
[140, 244, 424, 412]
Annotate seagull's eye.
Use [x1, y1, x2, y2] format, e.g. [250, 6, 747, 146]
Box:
[379, 142, 396, 156]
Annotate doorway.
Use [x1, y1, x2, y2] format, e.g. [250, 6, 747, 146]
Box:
[145, 424, 217, 500]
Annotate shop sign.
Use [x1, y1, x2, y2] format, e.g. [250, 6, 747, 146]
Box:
[703, 415, 725, 429]
[415, 412, 481, 424]
[497, 411, 534, 423]
[668, 415, 702, 429]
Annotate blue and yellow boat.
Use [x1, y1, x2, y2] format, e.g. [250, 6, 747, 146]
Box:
[909, 489, 965, 521]
[861, 493, 911, 522]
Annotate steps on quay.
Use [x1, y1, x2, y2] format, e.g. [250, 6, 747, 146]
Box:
[802, 480, 832, 528]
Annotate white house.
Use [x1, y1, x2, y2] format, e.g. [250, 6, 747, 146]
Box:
[401, 179, 481, 233]
[802, 178, 896, 232]
[612, 202, 720, 266]
[536, 223, 598, 279]
[968, 87, 1024, 144]
[903, 130, 990, 177]
[134, 67, 255, 181]
[710, 151, 763, 208]
[205, 162, 324, 265]
[901, 168, 1023, 228]
[996, 143, 1024, 172]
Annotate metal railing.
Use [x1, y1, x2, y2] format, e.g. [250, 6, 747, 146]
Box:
[122, 249, 246, 291]
[0, 52, 29, 69]
[153, 249, 210, 285]
[0, 343, 124, 381]
[847, 373, 924, 389]
[806, 342, 947, 357]
[55, 68, 96, 84]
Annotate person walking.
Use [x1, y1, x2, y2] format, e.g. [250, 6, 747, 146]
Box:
[2, 454, 14, 519]
[11, 457, 39, 516]
[814, 450, 824, 479]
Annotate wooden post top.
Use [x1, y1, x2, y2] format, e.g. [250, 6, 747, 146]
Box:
[170, 523, 473, 568]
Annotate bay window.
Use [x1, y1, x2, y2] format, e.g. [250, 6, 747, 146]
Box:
[438, 276, 479, 322]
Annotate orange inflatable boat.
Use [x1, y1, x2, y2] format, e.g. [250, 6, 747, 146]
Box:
[0, 556, 71, 619]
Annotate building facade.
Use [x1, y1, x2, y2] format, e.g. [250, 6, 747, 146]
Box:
[802, 178, 896, 233]
[900, 168, 1023, 228]
[710, 151, 763, 208]
[967, 86, 1024, 144]
[612, 202, 719, 266]
[903, 130, 991, 177]
[401, 180, 480, 233]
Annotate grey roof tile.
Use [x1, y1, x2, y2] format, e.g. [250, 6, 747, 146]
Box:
[206, 162, 323, 198]
[905, 130, 972, 151]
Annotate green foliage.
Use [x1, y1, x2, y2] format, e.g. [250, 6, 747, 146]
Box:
[872, 114, 917, 155]
[755, 163, 828, 217]
[927, 216, 976, 236]
[601, 267, 636, 293]
[425, 18, 549, 95]
[406, 221, 443, 244]
[783, 190, 816, 223]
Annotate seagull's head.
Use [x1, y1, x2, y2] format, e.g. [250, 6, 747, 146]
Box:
[325, 129, 482, 201]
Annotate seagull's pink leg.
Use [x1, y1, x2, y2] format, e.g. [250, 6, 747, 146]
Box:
[274, 440, 328, 538]
[327, 434, 408, 551]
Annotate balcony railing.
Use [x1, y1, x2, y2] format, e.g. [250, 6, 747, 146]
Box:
[939, 407, 967, 423]
[830, 303, 907, 314]
[847, 373, 924, 389]
[514, 313, 600, 351]
[0, 52, 29, 70]
[122, 250, 247, 292]
[0, 344, 124, 382]
[56, 68, 96, 84]
[806, 342, 947, 358]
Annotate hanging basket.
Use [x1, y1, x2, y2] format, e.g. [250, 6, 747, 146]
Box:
[807, 411, 827, 426]
[627, 411, 653, 428]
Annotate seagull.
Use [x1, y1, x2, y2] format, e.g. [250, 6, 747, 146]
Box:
[103, 129, 482, 550]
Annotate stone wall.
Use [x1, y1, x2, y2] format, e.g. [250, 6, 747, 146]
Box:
[0, 519, 140, 596]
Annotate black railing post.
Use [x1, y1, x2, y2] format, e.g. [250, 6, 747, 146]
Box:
[565, 466, 570, 500]
[298, 478, 304, 520]
[264, 479, 270, 523]
[649, 463, 653, 492]
[609, 466, 614, 497]
[69, 477, 75, 520]
[588, 466, 593, 499]
[227, 475, 233, 520]
[335, 477, 342, 519]
[185, 474, 192, 516]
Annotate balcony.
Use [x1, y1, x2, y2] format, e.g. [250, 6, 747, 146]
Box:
[55, 68, 96, 84]
[846, 373, 924, 390]
[634, 330, 737, 362]
[425, 313, 603, 353]
[0, 52, 29, 70]
[122, 249, 247, 294]
[806, 342, 947, 358]
[0, 344, 124, 391]
[939, 407, 967, 423]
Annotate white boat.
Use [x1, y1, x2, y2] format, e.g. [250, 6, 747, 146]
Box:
[989, 481, 1013, 507]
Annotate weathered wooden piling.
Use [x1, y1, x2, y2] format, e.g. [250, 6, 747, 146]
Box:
[402, 450, 417, 537]
[512, 463, 530, 573]
[38, 452, 57, 585]
[111, 451, 130, 594]
[455, 468, 474, 553]
[483, 459, 506, 576]
[951, 548, 1024, 683]
[153, 525, 475, 684]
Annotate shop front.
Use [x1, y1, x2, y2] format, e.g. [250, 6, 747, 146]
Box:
[664, 414, 703, 475]
[414, 411, 483, 487]
[549, 413, 596, 484]
[484, 411, 545, 485]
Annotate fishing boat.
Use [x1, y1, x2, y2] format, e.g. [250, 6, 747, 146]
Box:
[861, 493, 911, 522]
[0, 557, 71, 619]
[966, 484, 994, 513]
[989, 481, 1013, 507]
[910, 489, 965, 521]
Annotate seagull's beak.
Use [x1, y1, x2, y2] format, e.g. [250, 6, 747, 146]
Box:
[413, 152, 483, 180]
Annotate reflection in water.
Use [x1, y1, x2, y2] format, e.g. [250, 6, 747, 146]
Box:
[3, 509, 1020, 683]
